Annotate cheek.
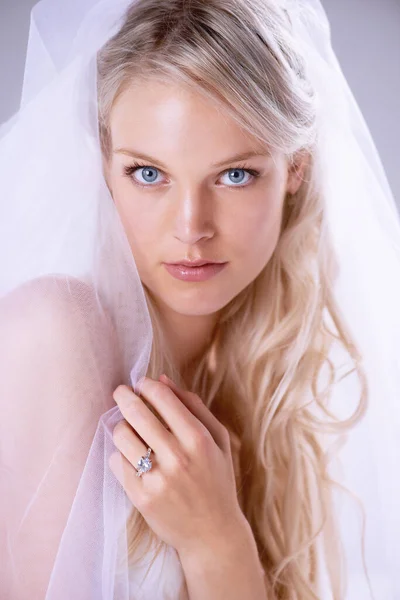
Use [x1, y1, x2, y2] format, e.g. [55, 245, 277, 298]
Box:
[227, 194, 284, 264]
[112, 189, 158, 265]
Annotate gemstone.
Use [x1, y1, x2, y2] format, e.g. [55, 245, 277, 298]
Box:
[137, 456, 152, 473]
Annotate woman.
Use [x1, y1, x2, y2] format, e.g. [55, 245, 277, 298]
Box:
[0, 0, 399, 598]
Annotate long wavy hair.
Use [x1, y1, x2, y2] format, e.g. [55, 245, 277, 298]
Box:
[97, 0, 369, 597]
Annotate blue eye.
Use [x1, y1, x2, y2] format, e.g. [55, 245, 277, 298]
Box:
[220, 168, 252, 186]
[123, 162, 260, 189]
[124, 164, 161, 186]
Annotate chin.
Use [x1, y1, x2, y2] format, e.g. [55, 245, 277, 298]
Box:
[167, 292, 228, 316]
[153, 283, 231, 316]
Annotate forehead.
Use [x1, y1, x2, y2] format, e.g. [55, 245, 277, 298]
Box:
[109, 78, 268, 161]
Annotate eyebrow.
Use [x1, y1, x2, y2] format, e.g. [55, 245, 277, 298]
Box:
[113, 148, 270, 169]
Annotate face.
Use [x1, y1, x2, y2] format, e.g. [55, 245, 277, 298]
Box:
[104, 78, 303, 318]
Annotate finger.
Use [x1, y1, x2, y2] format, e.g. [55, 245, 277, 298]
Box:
[136, 377, 210, 449]
[113, 385, 174, 461]
[160, 375, 230, 454]
[108, 451, 147, 506]
[160, 374, 230, 453]
[112, 418, 149, 474]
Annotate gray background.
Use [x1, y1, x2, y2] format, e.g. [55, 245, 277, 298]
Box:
[0, 0, 399, 204]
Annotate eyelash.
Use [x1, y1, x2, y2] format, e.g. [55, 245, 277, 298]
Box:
[123, 161, 261, 190]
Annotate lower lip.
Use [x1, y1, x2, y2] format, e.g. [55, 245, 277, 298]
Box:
[163, 263, 228, 282]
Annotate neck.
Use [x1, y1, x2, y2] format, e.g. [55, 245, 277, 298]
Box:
[154, 299, 220, 384]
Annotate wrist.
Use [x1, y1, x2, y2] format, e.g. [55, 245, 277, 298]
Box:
[177, 515, 267, 600]
[178, 512, 260, 569]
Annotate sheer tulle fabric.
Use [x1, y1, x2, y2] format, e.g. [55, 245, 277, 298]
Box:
[0, 0, 399, 598]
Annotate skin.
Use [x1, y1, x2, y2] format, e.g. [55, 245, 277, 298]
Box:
[111, 375, 268, 599]
[103, 78, 306, 379]
[106, 79, 307, 591]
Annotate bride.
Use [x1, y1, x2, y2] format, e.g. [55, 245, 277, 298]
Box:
[1, 0, 399, 598]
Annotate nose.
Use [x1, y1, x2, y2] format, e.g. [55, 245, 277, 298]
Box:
[172, 188, 215, 245]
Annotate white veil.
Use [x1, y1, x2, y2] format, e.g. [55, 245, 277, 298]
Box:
[0, 0, 399, 598]
[0, 1, 160, 597]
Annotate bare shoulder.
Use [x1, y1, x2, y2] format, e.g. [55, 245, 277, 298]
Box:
[0, 275, 122, 414]
[1, 274, 114, 336]
[0, 277, 122, 597]
[0, 274, 120, 351]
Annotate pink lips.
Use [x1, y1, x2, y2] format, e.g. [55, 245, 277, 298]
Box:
[163, 262, 227, 282]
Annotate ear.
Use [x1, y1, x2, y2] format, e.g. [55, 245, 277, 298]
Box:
[286, 150, 309, 196]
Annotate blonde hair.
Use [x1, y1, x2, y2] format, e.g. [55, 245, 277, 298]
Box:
[97, 1, 368, 597]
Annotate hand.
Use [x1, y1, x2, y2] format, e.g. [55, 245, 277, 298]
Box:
[109, 375, 245, 556]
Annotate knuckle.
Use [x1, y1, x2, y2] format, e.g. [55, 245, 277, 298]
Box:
[142, 380, 168, 409]
[148, 380, 164, 398]
[189, 391, 204, 407]
[190, 426, 212, 452]
[157, 385, 176, 407]
[171, 450, 190, 473]
[220, 424, 231, 444]
[129, 397, 143, 415]
[112, 420, 128, 444]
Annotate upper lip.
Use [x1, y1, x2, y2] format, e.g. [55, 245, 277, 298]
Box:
[166, 259, 225, 267]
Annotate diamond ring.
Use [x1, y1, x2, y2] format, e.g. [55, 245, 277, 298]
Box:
[136, 447, 153, 477]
